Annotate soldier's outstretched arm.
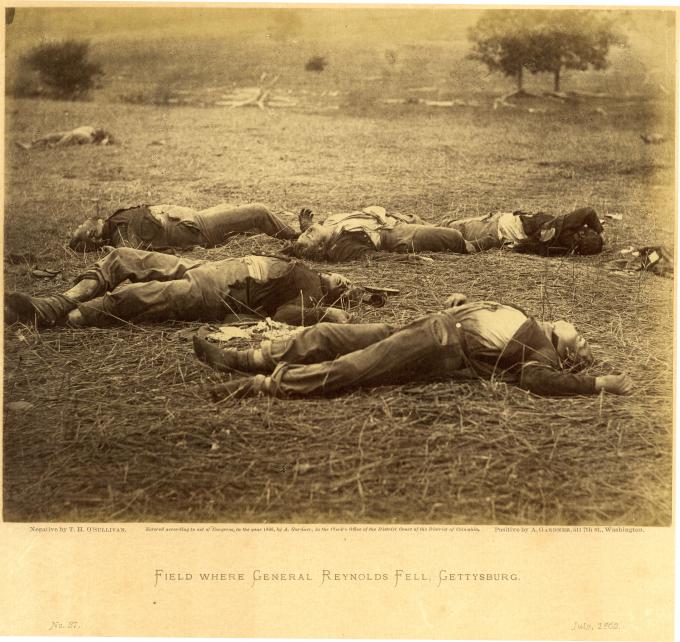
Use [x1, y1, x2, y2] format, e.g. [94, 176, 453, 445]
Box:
[298, 208, 314, 232]
[520, 364, 633, 396]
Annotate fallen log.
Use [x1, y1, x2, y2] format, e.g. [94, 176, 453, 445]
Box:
[544, 91, 580, 102]
[220, 73, 281, 110]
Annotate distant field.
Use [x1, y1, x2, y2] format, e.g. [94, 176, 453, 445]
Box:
[3, 9, 676, 524]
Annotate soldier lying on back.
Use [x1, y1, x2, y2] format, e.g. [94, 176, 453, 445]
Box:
[443, 207, 604, 255]
[69, 203, 300, 252]
[194, 292, 632, 399]
[285, 205, 604, 261]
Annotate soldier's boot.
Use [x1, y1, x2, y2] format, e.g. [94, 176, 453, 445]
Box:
[5, 293, 77, 327]
[193, 335, 268, 373]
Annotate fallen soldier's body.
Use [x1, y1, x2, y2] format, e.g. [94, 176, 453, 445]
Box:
[194, 293, 633, 399]
[287, 206, 603, 261]
[288, 206, 476, 261]
[69, 203, 300, 252]
[5, 249, 364, 328]
[443, 207, 604, 255]
[16, 125, 114, 150]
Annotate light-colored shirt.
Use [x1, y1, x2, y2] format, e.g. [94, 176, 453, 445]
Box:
[496, 212, 528, 245]
[321, 207, 393, 248]
[244, 255, 274, 281]
[452, 302, 528, 351]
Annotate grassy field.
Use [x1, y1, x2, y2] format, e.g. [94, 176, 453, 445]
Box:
[3, 11, 676, 524]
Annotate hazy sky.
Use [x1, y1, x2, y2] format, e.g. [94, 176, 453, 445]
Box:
[7, 7, 482, 46]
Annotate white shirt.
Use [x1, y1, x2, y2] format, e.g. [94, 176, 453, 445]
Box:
[244, 255, 274, 281]
[496, 212, 528, 245]
[453, 302, 528, 351]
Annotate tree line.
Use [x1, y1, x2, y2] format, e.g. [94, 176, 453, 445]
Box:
[11, 9, 625, 101]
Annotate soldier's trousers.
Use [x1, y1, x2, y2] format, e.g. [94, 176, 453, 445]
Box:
[381, 224, 469, 254]
[257, 313, 467, 396]
[74, 248, 248, 326]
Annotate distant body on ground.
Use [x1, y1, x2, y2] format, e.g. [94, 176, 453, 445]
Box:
[16, 125, 114, 150]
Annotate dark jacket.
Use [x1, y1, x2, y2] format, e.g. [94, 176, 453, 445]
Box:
[103, 205, 205, 250]
[517, 207, 603, 255]
[205, 258, 332, 326]
[237, 260, 325, 316]
[325, 230, 377, 262]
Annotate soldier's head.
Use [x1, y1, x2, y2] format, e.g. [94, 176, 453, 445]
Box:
[319, 272, 353, 302]
[551, 320, 594, 368]
[92, 128, 113, 145]
[570, 227, 604, 255]
[319, 277, 388, 310]
[293, 223, 334, 259]
[69, 217, 106, 251]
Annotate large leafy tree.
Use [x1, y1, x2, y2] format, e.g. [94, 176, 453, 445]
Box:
[525, 11, 625, 92]
[468, 10, 625, 93]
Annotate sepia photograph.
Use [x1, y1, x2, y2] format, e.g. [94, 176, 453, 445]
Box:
[3, 4, 675, 531]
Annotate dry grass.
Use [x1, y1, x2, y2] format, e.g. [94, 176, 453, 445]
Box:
[4, 245, 673, 524]
[3, 38, 675, 524]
